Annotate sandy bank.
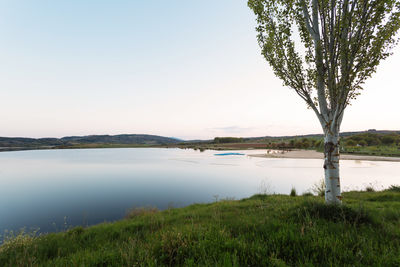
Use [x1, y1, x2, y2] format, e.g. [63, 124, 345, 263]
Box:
[249, 149, 400, 162]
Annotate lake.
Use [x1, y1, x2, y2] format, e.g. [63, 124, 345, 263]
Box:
[0, 148, 399, 239]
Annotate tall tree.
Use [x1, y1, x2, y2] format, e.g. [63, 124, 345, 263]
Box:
[248, 0, 400, 204]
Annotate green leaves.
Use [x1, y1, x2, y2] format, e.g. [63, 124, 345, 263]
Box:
[249, 0, 400, 129]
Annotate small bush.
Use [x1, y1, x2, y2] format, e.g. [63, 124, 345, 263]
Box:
[346, 139, 356, 146]
[386, 185, 400, 192]
[365, 186, 375, 192]
[290, 187, 297, 197]
[302, 192, 313, 197]
[358, 140, 368, 146]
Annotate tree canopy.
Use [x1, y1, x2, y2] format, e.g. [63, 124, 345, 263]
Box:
[248, 0, 400, 134]
[249, 0, 400, 204]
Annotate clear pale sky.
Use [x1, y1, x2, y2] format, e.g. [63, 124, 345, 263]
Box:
[0, 1, 399, 140]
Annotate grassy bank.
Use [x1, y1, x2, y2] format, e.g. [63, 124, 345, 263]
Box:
[1, 189, 399, 266]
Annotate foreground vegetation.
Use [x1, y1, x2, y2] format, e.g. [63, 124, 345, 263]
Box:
[1, 187, 399, 266]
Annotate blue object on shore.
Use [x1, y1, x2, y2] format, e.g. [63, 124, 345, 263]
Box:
[214, 153, 245, 156]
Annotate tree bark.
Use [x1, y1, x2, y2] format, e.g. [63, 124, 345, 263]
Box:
[323, 130, 342, 204]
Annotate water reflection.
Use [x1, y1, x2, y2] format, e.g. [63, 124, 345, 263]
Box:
[0, 148, 398, 239]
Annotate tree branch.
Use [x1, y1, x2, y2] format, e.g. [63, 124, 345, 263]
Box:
[311, 0, 329, 120]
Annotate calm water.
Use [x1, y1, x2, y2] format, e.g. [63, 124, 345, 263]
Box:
[0, 148, 399, 238]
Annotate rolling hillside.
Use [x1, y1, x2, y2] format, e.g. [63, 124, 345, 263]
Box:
[0, 134, 180, 150]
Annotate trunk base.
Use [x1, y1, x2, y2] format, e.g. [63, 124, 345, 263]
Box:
[324, 133, 341, 204]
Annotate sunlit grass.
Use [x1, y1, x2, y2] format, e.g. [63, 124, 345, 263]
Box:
[1, 188, 399, 266]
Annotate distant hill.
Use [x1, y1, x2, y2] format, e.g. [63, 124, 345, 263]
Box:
[60, 134, 181, 145]
[1, 130, 399, 151]
[0, 134, 180, 150]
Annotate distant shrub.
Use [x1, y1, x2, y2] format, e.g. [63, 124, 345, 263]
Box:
[293, 140, 305, 148]
[302, 192, 313, 197]
[381, 136, 396, 145]
[358, 140, 368, 147]
[346, 139, 356, 146]
[289, 139, 295, 147]
[213, 137, 244, 144]
[365, 186, 375, 192]
[364, 137, 378, 146]
[350, 136, 362, 142]
[277, 142, 287, 148]
[386, 185, 400, 192]
[310, 139, 316, 147]
[301, 138, 310, 149]
[314, 139, 323, 148]
[290, 187, 297, 197]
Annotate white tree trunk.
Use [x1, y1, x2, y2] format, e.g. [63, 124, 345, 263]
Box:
[323, 130, 342, 204]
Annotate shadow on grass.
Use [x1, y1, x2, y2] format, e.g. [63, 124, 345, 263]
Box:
[367, 194, 400, 202]
[293, 201, 374, 226]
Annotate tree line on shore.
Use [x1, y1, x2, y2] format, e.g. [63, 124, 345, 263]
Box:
[212, 132, 400, 150]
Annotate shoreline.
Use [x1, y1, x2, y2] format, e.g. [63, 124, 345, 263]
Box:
[1, 146, 400, 162]
[249, 149, 400, 162]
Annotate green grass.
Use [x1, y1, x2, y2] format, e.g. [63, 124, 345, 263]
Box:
[1, 190, 399, 266]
